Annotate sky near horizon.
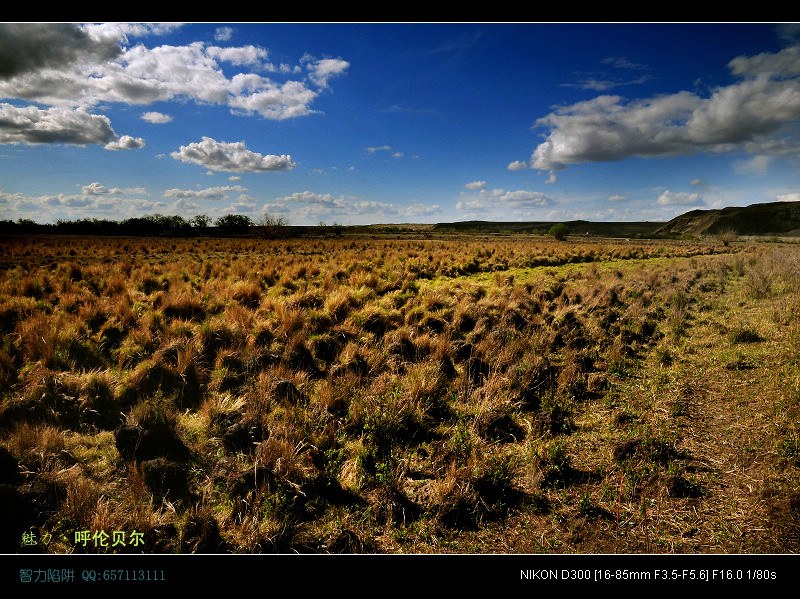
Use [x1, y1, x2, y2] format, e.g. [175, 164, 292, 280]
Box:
[1, 22, 799, 225]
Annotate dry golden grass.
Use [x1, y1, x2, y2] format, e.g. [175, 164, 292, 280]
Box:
[2, 233, 799, 554]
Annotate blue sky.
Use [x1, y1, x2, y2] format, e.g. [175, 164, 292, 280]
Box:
[1, 22, 799, 225]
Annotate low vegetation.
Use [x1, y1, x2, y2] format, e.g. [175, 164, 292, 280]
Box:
[1, 232, 799, 554]
[548, 223, 570, 241]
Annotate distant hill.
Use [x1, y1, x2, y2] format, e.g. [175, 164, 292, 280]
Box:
[432, 220, 662, 237]
[655, 201, 800, 237]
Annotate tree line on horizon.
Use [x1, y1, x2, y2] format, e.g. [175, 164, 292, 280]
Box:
[0, 213, 292, 237]
[1, 214, 582, 240]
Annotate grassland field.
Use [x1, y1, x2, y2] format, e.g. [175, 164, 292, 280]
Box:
[1, 232, 799, 554]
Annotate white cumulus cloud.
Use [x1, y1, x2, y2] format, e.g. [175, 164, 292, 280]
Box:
[276, 191, 341, 205]
[0, 103, 136, 148]
[498, 190, 557, 207]
[608, 194, 627, 202]
[170, 136, 295, 172]
[170, 198, 199, 211]
[457, 188, 557, 213]
[82, 23, 183, 44]
[531, 44, 800, 172]
[82, 182, 120, 195]
[306, 57, 350, 88]
[140, 111, 173, 124]
[455, 199, 484, 211]
[656, 190, 705, 206]
[264, 190, 440, 224]
[403, 203, 442, 217]
[206, 45, 268, 67]
[0, 187, 159, 221]
[507, 160, 528, 171]
[228, 75, 319, 120]
[728, 44, 800, 78]
[0, 24, 348, 124]
[163, 185, 247, 201]
[104, 135, 145, 151]
[214, 26, 233, 42]
[81, 182, 147, 195]
[0, 23, 121, 78]
[464, 180, 486, 190]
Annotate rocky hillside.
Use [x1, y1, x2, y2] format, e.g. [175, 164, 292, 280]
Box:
[655, 201, 800, 237]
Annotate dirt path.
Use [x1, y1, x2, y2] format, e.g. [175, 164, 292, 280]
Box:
[674, 271, 800, 552]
